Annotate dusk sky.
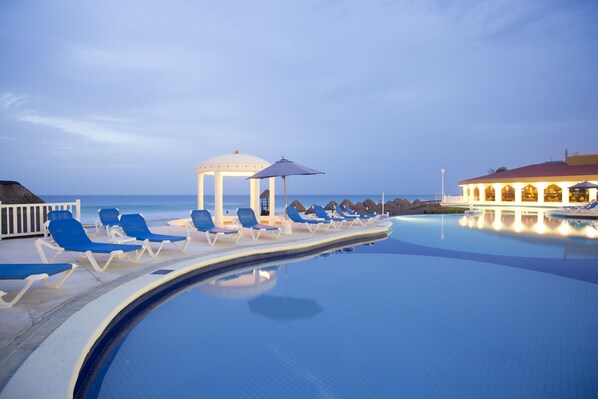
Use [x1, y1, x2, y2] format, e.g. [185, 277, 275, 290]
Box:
[1, 0, 597, 196]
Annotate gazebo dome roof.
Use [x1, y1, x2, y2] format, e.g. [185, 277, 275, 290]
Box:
[196, 151, 271, 174]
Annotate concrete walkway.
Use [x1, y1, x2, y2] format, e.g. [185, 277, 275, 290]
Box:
[0, 221, 391, 397]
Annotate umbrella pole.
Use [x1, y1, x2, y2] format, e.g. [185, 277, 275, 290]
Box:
[283, 176, 288, 220]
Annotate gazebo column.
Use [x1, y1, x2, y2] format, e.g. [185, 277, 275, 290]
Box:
[249, 178, 260, 216]
[269, 177, 276, 222]
[197, 173, 205, 210]
[478, 184, 485, 202]
[214, 171, 224, 226]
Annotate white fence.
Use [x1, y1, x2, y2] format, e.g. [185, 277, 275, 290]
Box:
[0, 200, 80, 239]
[441, 195, 466, 205]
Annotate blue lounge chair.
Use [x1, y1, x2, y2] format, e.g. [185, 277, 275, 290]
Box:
[43, 209, 75, 238]
[286, 206, 330, 233]
[36, 218, 145, 272]
[334, 205, 368, 226]
[236, 208, 281, 240]
[119, 213, 191, 257]
[313, 205, 355, 229]
[187, 210, 242, 246]
[342, 204, 381, 223]
[0, 263, 78, 309]
[96, 208, 123, 237]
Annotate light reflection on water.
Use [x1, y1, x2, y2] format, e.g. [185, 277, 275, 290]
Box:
[391, 209, 598, 259]
[457, 208, 598, 239]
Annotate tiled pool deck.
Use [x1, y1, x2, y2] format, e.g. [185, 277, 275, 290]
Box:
[0, 221, 391, 398]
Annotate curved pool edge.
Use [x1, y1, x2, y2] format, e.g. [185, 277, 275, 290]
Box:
[0, 223, 391, 399]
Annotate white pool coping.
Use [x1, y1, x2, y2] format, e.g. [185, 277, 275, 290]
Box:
[1, 222, 391, 399]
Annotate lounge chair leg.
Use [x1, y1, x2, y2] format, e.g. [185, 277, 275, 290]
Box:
[206, 232, 216, 246]
[40, 264, 78, 288]
[35, 239, 64, 264]
[177, 237, 191, 252]
[85, 251, 114, 272]
[0, 277, 40, 309]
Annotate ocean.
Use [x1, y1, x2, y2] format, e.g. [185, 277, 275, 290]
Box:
[41, 194, 435, 225]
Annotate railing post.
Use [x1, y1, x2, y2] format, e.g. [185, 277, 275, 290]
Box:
[75, 199, 81, 221]
[0, 201, 3, 240]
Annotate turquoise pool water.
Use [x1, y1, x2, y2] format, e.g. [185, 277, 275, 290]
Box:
[83, 215, 598, 398]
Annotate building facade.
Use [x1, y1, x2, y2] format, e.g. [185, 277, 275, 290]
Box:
[456, 153, 598, 207]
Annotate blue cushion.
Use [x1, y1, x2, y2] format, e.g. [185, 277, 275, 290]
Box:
[0, 263, 73, 280]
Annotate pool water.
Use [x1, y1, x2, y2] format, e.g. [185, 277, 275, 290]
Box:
[84, 215, 598, 398]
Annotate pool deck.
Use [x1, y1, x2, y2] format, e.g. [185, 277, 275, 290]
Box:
[0, 221, 391, 398]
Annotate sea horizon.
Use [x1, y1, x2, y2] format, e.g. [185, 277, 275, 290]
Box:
[41, 194, 436, 225]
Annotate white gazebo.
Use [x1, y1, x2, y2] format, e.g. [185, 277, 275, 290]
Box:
[196, 151, 276, 226]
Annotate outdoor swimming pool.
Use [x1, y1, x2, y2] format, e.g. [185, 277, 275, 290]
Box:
[81, 214, 598, 398]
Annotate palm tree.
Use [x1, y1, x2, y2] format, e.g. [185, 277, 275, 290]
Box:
[487, 166, 508, 174]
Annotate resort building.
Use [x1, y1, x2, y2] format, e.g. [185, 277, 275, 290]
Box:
[454, 153, 598, 207]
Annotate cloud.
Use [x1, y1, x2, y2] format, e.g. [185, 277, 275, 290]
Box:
[0, 92, 27, 111]
[17, 112, 155, 145]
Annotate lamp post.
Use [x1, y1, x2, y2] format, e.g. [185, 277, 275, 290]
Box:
[441, 168, 445, 202]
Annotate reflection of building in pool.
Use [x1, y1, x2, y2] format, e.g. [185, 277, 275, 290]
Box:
[198, 267, 278, 299]
[451, 153, 598, 208]
[458, 208, 598, 240]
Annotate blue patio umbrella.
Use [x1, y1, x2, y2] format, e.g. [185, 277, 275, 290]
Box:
[569, 181, 598, 189]
[248, 156, 324, 211]
[247, 294, 323, 322]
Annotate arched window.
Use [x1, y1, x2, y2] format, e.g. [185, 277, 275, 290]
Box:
[473, 187, 480, 201]
[544, 184, 562, 202]
[485, 186, 495, 201]
[569, 188, 587, 203]
[501, 185, 515, 201]
[522, 184, 538, 202]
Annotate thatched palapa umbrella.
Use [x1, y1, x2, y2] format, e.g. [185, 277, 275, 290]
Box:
[289, 200, 306, 212]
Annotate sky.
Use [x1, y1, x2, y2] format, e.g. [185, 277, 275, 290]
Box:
[1, 0, 597, 196]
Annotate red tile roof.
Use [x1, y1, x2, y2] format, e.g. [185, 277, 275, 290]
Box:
[459, 161, 598, 185]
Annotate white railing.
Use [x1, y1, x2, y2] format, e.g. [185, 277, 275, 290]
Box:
[441, 195, 466, 205]
[0, 200, 80, 240]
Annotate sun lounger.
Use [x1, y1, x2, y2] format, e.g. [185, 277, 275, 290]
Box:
[36, 218, 145, 272]
[342, 204, 381, 223]
[119, 213, 191, 257]
[96, 208, 124, 237]
[313, 205, 355, 228]
[43, 209, 74, 238]
[187, 210, 242, 246]
[236, 208, 281, 240]
[286, 206, 330, 232]
[0, 263, 78, 309]
[334, 205, 369, 226]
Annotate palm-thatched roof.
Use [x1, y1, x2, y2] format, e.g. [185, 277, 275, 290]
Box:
[340, 199, 354, 210]
[0, 181, 44, 204]
[289, 200, 306, 212]
[324, 201, 338, 211]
